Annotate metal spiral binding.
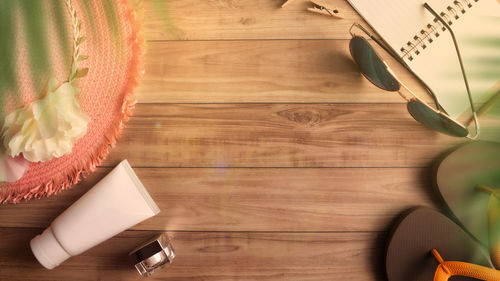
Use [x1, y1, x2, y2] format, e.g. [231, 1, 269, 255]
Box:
[420, 28, 433, 44]
[441, 11, 454, 24]
[400, 0, 479, 61]
[453, 0, 466, 13]
[447, 6, 459, 20]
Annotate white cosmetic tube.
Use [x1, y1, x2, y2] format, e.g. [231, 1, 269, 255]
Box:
[30, 160, 160, 270]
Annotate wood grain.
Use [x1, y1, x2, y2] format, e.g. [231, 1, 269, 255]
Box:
[142, 0, 365, 41]
[135, 40, 430, 103]
[0, 167, 435, 231]
[0, 0, 457, 280]
[101, 103, 461, 168]
[0, 228, 386, 281]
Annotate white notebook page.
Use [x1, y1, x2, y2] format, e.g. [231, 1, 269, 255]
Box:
[347, 0, 500, 119]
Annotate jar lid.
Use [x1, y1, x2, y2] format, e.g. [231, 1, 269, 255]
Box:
[129, 233, 175, 277]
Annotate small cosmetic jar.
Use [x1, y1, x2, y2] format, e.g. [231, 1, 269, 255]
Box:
[129, 233, 175, 277]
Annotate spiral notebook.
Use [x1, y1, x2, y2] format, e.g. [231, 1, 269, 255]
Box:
[347, 0, 500, 119]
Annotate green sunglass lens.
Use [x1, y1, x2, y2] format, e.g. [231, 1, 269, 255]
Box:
[349, 36, 400, 92]
[407, 100, 468, 137]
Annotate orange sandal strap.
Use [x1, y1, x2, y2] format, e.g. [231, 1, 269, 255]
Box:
[432, 249, 500, 281]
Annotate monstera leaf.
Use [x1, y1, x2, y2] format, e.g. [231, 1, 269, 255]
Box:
[0, 0, 173, 122]
[0, 0, 173, 181]
[0, 1, 112, 121]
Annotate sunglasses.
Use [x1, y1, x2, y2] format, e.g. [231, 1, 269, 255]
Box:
[348, 4, 480, 138]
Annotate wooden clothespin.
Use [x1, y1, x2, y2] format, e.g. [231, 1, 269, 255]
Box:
[281, 0, 295, 8]
[281, 0, 342, 19]
[307, 0, 342, 18]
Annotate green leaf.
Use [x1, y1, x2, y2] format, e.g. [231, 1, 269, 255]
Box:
[77, 55, 89, 61]
[81, 1, 98, 39]
[74, 68, 89, 79]
[152, 0, 180, 39]
[76, 36, 87, 46]
[102, 0, 121, 46]
[50, 0, 71, 69]
[19, 0, 51, 96]
[0, 1, 18, 117]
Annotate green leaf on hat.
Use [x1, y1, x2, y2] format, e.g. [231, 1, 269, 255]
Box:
[76, 36, 87, 46]
[74, 68, 89, 79]
[77, 55, 89, 62]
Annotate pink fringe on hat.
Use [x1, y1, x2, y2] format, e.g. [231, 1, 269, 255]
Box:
[0, 0, 145, 203]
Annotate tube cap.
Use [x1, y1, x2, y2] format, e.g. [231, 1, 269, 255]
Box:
[30, 227, 71, 269]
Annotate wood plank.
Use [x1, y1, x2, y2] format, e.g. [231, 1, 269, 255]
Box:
[102, 104, 461, 168]
[0, 228, 386, 281]
[135, 40, 429, 103]
[0, 167, 436, 231]
[0, 1, 446, 280]
[142, 0, 365, 41]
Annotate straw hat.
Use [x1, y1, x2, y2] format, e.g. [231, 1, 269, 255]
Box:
[0, 0, 144, 203]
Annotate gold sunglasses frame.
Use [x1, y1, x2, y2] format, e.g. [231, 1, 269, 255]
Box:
[347, 3, 480, 139]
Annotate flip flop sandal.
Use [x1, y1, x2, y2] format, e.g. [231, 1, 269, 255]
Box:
[386, 207, 497, 281]
[436, 141, 500, 267]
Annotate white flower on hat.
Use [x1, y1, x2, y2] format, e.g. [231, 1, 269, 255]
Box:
[2, 78, 89, 162]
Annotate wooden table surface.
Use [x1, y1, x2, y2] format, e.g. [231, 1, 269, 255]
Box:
[0, 1, 466, 280]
